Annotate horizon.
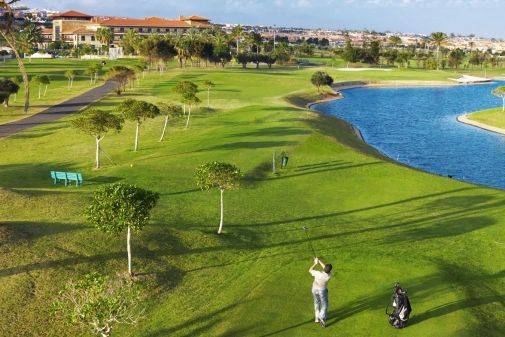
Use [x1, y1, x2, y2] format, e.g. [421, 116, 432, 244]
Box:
[21, 0, 505, 39]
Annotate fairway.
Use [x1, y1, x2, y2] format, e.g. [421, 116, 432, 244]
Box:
[0, 58, 139, 124]
[1, 61, 505, 337]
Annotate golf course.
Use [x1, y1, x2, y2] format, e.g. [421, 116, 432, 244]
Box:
[1, 59, 505, 337]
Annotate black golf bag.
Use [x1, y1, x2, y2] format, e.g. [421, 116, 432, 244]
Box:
[386, 283, 412, 329]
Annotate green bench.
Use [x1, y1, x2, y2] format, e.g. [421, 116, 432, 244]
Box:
[50, 171, 83, 186]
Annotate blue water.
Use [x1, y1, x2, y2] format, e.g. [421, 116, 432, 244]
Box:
[313, 82, 505, 189]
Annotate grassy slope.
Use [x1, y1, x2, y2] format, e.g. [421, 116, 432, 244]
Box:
[1, 63, 505, 337]
[468, 107, 505, 129]
[0, 58, 139, 124]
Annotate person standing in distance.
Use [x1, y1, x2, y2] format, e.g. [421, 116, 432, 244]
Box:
[309, 257, 332, 327]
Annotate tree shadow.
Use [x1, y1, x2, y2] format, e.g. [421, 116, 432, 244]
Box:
[198, 141, 298, 152]
[225, 127, 311, 138]
[0, 221, 82, 244]
[146, 303, 241, 337]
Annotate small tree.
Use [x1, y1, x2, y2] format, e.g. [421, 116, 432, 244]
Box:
[53, 272, 144, 337]
[65, 69, 76, 89]
[173, 80, 198, 114]
[33, 75, 50, 98]
[203, 80, 215, 108]
[85, 184, 159, 275]
[158, 102, 183, 142]
[107, 66, 135, 95]
[195, 162, 241, 234]
[116, 99, 160, 151]
[72, 109, 123, 169]
[311, 71, 334, 93]
[0, 78, 20, 107]
[182, 92, 201, 130]
[493, 86, 505, 112]
[84, 63, 101, 85]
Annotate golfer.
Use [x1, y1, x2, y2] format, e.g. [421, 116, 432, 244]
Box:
[309, 257, 332, 327]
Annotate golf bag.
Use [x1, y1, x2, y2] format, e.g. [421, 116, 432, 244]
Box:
[386, 283, 412, 329]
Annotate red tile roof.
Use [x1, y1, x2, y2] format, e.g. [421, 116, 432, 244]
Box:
[52, 10, 93, 19]
[97, 16, 210, 28]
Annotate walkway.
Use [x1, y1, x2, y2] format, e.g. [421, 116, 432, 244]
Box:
[0, 81, 116, 139]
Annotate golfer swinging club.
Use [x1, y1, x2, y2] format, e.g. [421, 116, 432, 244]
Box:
[309, 257, 333, 327]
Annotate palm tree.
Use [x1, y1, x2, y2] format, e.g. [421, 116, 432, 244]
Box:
[430, 32, 448, 70]
[0, 0, 30, 113]
[96, 27, 114, 54]
[17, 22, 43, 62]
[231, 25, 244, 54]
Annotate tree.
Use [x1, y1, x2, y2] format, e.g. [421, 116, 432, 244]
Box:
[448, 49, 465, 69]
[116, 99, 160, 151]
[32, 75, 50, 98]
[158, 102, 182, 142]
[153, 38, 177, 73]
[96, 27, 114, 53]
[231, 25, 245, 54]
[72, 109, 123, 169]
[65, 69, 76, 89]
[182, 92, 200, 130]
[341, 38, 360, 67]
[173, 80, 198, 114]
[236, 53, 250, 69]
[53, 272, 144, 337]
[0, 0, 30, 113]
[203, 80, 215, 108]
[122, 29, 140, 55]
[311, 71, 334, 93]
[107, 66, 135, 95]
[85, 64, 101, 85]
[195, 162, 241, 234]
[492, 86, 505, 112]
[16, 22, 43, 57]
[85, 184, 159, 275]
[0, 78, 19, 107]
[388, 35, 402, 48]
[430, 32, 448, 70]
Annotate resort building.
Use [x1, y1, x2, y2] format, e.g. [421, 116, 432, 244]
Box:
[49, 10, 212, 48]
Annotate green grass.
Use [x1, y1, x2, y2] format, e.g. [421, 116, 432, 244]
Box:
[0, 58, 140, 124]
[1, 62, 505, 336]
[467, 107, 505, 129]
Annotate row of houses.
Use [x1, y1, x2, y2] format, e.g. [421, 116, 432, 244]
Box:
[42, 10, 212, 49]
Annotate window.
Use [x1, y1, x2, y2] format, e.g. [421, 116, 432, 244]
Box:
[81, 36, 85, 41]
[120, 27, 124, 33]
[91, 36, 95, 41]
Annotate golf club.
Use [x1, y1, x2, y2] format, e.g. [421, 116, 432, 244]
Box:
[302, 226, 317, 258]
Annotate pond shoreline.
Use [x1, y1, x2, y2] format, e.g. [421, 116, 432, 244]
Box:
[457, 113, 505, 136]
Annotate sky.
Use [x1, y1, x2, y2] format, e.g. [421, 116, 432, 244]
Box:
[22, 0, 505, 38]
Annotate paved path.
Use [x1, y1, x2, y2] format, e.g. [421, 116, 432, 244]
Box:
[0, 81, 117, 139]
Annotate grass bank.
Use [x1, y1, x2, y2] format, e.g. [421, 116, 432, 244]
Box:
[466, 107, 505, 130]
